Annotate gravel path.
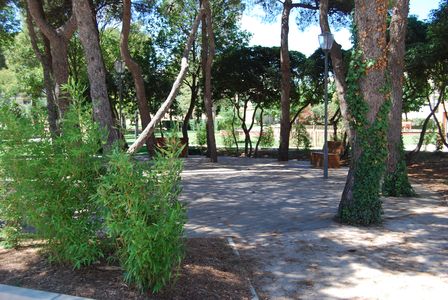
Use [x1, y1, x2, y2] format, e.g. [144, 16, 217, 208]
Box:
[181, 156, 448, 300]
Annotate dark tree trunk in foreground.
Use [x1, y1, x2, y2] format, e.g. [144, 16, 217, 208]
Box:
[201, 0, 218, 162]
[27, 0, 77, 118]
[26, 6, 58, 136]
[121, 0, 155, 155]
[338, 0, 389, 225]
[383, 0, 414, 196]
[319, 0, 353, 141]
[278, 0, 292, 161]
[73, 0, 120, 149]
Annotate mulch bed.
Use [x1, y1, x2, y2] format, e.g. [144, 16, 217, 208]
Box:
[0, 238, 251, 300]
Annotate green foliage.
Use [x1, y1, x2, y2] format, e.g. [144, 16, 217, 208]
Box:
[221, 130, 235, 149]
[291, 123, 311, 151]
[0, 97, 105, 266]
[1, 87, 186, 292]
[96, 145, 185, 293]
[260, 126, 275, 148]
[195, 122, 207, 147]
[338, 50, 390, 225]
[383, 139, 415, 197]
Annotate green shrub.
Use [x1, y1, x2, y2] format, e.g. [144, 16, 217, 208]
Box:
[195, 122, 207, 147]
[221, 130, 235, 149]
[259, 126, 275, 148]
[96, 143, 186, 293]
[0, 104, 30, 248]
[0, 80, 106, 267]
[292, 123, 311, 151]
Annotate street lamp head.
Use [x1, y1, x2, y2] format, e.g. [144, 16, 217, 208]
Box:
[318, 32, 334, 53]
[114, 60, 125, 74]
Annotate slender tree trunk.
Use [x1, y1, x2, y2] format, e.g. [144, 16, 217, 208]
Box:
[330, 109, 341, 140]
[383, 0, 414, 196]
[201, 0, 217, 162]
[27, 0, 76, 118]
[319, 0, 353, 141]
[182, 80, 198, 140]
[430, 100, 448, 148]
[72, 0, 120, 149]
[278, 0, 292, 161]
[254, 108, 264, 158]
[232, 96, 239, 155]
[182, 65, 200, 141]
[127, 6, 205, 154]
[237, 100, 249, 156]
[290, 102, 309, 127]
[409, 89, 444, 158]
[120, 0, 155, 155]
[25, 6, 58, 135]
[338, 0, 389, 225]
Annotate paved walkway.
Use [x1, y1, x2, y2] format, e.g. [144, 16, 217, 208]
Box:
[181, 156, 448, 300]
[0, 284, 89, 300]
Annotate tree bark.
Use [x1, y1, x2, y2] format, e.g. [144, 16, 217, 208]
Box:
[201, 0, 218, 162]
[72, 0, 120, 149]
[120, 0, 155, 155]
[25, 6, 59, 136]
[338, 0, 389, 224]
[383, 0, 413, 196]
[127, 7, 205, 154]
[254, 107, 264, 158]
[27, 0, 76, 118]
[232, 95, 239, 155]
[278, 0, 292, 161]
[182, 64, 200, 141]
[319, 0, 353, 142]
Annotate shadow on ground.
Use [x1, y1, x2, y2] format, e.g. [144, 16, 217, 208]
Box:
[181, 156, 448, 299]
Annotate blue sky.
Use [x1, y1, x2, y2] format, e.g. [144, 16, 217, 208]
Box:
[240, 0, 441, 56]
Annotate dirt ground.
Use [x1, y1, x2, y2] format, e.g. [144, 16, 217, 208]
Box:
[407, 152, 448, 200]
[0, 238, 251, 300]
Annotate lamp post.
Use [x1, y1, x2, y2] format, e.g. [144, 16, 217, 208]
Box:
[318, 31, 334, 179]
[114, 60, 125, 130]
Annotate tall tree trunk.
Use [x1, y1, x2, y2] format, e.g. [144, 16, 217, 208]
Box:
[278, 0, 292, 161]
[237, 100, 250, 156]
[25, 6, 58, 135]
[127, 6, 205, 154]
[383, 0, 414, 196]
[201, 0, 218, 162]
[72, 0, 120, 149]
[27, 0, 76, 118]
[319, 0, 353, 141]
[338, 0, 389, 225]
[232, 96, 239, 155]
[254, 107, 264, 158]
[120, 0, 155, 155]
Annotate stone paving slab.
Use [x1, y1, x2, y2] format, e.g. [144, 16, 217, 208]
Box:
[0, 284, 91, 300]
[181, 156, 448, 300]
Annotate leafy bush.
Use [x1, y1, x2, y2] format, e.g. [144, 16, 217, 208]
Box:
[1, 80, 187, 292]
[96, 143, 185, 293]
[259, 126, 275, 148]
[195, 122, 207, 147]
[221, 130, 235, 149]
[292, 123, 311, 151]
[0, 97, 105, 267]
